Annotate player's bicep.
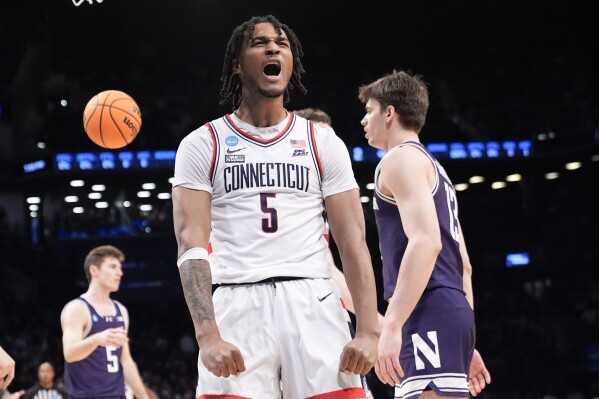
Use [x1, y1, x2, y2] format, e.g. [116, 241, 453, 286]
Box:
[172, 187, 211, 255]
[324, 189, 365, 246]
[383, 149, 439, 240]
[61, 302, 87, 347]
[318, 128, 359, 197]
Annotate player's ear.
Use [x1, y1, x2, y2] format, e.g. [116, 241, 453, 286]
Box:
[89, 264, 100, 277]
[385, 105, 396, 121]
[232, 60, 241, 74]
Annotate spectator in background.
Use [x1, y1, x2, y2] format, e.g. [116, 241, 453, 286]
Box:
[22, 362, 67, 399]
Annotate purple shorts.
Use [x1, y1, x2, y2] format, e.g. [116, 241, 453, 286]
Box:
[397, 288, 475, 398]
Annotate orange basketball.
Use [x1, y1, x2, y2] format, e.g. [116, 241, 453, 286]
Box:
[83, 90, 142, 149]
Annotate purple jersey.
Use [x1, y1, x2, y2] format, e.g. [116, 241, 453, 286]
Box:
[64, 297, 126, 399]
[373, 141, 465, 300]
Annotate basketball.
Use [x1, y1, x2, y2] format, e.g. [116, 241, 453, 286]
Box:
[83, 90, 142, 149]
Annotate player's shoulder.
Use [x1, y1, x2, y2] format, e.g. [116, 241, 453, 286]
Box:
[387, 142, 428, 162]
[62, 297, 86, 310]
[177, 122, 219, 153]
[61, 298, 89, 319]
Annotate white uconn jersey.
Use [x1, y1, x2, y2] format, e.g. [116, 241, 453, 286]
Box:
[173, 112, 358, 283]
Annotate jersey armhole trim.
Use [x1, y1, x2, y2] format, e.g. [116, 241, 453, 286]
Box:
[205, 122, 219, 184]
[399, 141, 439, 195]
[307, 121, 323, 181]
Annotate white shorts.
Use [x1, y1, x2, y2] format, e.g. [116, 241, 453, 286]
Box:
[196, 278, 365, 399]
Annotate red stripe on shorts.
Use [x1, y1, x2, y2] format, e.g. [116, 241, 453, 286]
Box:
[306, 387, 365, 399]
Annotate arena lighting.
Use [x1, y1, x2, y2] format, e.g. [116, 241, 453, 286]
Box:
[360, 196, 370, 203]
[168, 177, 175, 184]
[29, 205, 39, 211]
[26, 197, 41, 204]
[91, 184, 106, 191]
[30, 211, 37, 218]
[49, 140, 533, 173]
[140, 204, 153, 211]
[564, 161, 582, 170]
[491, 181, 506, 189]
[454, 183, 469, 191]
[157, 193, 171, 200]
[36, 142, 46, 149]
[365, 183, 375, 190]
[123, 201, 131, 208]
[95, 202, 109, 208]
[23, 159, 46, 173]
[506, 252, 530, 268]
[88, 192, 102, 199]
[469, 176, 485, 184]
[142, 183, 156, 190]
[70, 180, 85, 187]
[137, 191, 151, 198]
[506, 174, 522, 182]
[545, 172, 560, 180]
[65, 196, 78, 203]
[73, 207, 84, 214]
[591, 155, 599, 162]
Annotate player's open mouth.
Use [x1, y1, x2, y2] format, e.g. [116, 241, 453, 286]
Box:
[264, 63, 281, 77]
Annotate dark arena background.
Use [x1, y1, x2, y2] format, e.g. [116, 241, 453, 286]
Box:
[1, 1, 598, 398]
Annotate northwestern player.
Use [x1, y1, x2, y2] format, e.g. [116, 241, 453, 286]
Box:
[172, 15, 379, 399]
[60, 245, 149, 399]
[358, 71, 491, 398]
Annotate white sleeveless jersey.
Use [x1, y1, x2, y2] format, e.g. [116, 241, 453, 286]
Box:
[173, 112, 358, 283]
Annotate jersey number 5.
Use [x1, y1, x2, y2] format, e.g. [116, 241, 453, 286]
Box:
[260, 193, 278, 233]
[106, 346, 119, 373]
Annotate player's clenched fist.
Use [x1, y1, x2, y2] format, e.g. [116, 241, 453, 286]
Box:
[339, 334, 378, 375]
[200, 337, 246, 378]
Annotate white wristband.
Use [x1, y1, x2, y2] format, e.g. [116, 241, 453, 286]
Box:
[177, 247, 209, 268]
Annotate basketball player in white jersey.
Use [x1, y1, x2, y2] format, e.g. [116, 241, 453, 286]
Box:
[172, 15, 379, 399]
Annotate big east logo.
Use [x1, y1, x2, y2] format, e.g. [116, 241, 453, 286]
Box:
[292, 149, 308, 157]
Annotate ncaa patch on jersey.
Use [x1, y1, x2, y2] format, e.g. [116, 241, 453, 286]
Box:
[225, 154, 245, 163]
[225, 136, 239, 146]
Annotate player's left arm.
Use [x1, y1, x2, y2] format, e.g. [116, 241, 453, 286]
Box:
[457, 222, 492, 395]
[457, 220, 474, 309]
[330, 250, 385, 329]
[119, 307, 149, 399]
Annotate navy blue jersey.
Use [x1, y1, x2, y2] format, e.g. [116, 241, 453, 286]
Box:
[64, 297, 126, 399]
[373, 141, 465, 300]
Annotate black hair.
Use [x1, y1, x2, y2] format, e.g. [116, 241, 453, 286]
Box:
[219, 15, 307, 109]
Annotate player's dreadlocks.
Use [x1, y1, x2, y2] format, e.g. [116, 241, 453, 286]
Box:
[219, 15, 307, 110]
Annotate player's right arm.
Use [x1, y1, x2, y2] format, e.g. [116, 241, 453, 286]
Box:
[61, 300, 127, 363]
[172, 187, 245, 378]
[330, 258, 385, 329]
[172, 127, 245, 378]
[457, 222, 492, 395]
